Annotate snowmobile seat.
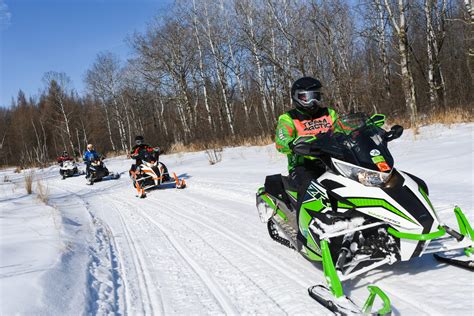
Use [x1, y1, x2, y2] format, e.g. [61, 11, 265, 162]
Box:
[264, 174, 290, 205]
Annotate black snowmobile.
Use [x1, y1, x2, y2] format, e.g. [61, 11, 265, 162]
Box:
[87, 159, 120, 185]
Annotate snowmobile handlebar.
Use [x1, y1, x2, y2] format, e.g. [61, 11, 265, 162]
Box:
[291, 141, 322, 156]
[384, 125, 404, 142]
[291, 133, 343, 159]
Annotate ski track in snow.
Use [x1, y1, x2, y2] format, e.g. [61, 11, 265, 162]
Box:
[1, 123, 473, 315]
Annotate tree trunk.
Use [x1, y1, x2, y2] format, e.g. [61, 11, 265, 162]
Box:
[384, 0, 418, 125]
[101, 98, 116, 152]
[192, 0, 214, 131]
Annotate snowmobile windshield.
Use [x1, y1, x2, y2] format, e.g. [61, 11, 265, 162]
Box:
[141, 151, 158, 163]
[318, 113, 394, 173]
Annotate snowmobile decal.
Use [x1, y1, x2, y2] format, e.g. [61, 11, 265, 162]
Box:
[346, 197, 416, 224]
[419, 186, 434, 211]
[286, 190, 298, 201]
[371, 155, 386, 163]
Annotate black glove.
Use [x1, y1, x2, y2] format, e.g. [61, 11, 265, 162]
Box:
[290, 138, 323, 156]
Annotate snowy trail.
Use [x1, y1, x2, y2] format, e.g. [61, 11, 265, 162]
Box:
[1, 123, 473, 315]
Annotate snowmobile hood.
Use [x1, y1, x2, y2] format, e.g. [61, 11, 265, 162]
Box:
[322, 169, 437, 232]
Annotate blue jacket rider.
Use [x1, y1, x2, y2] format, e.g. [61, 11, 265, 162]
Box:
[83, 144, 100, 178]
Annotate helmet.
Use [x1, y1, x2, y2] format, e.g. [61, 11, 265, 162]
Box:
[135, 135, 144, 146]
[291, 77, 324, 112]
[87, 144, 94, 151]
[62, 151, 69, 157]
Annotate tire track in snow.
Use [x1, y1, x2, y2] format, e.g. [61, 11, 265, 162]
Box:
[119, 196, 289, 314]
[52, 180, 164, 315]
[113, 196, 239, 315]
[115, 193, 323, 313]
[108, 198, 162, 315]
[156, 189, 318, 282]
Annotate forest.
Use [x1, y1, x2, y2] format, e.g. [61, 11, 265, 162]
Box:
[1, 0, 473, 167]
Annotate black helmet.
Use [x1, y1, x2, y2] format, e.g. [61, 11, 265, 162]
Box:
[62, 151, 69, 157]
[291, 77, 323, 112]
[135, 135, 144, 146]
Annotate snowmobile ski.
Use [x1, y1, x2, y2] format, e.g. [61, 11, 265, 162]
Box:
[308, 285, 361, 316]
[308, 284, 391, 316]
[173, 172, 186, 189]
[433, 253, 474, 271]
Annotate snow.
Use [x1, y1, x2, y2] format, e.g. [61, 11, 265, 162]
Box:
[1, 123, 473, 315]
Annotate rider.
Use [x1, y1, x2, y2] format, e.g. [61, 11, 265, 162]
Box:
[129, 136, 161, 175]
[57, 151, 73, 166]
[83, 144, 100, 178]
[275, 77, 345, 219]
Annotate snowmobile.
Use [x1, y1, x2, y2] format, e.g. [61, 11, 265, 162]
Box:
[129, 148, 186, 198]
[59, 160, 81, 179]
[86, 159, 120, 185]
[256, 113, 473, 315]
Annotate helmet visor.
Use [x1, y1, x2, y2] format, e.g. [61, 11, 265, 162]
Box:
[296, 90, 322, 107]
[135, 139, 144, 146]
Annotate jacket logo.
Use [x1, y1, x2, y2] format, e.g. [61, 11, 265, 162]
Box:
[303, 118, 332, 131]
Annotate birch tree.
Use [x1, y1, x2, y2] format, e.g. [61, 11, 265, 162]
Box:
[383, 0, 418, 125]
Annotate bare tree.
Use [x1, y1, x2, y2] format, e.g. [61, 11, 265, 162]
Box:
[85, 52, 128, 151]
[43, 71, 76, 154]
[383, 0, 418, 125]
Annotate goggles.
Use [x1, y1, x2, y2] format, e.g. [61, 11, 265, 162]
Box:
[296, 90, 322, 107]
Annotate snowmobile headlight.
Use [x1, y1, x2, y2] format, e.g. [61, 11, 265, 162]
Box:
[332, 159, 391, 187]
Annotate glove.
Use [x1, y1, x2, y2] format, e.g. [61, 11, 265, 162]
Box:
[153, 147, 161, 154]
[290, 137, 323, 156]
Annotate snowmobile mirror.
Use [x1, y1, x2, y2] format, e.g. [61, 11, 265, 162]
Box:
[385, 125, 403, 142]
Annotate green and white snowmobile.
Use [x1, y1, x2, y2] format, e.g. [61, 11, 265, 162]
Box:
[256, 113, 473, 315]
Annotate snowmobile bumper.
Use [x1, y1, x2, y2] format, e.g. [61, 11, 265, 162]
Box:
[256, 187, 288, 223]
[387, 206, 474, 257]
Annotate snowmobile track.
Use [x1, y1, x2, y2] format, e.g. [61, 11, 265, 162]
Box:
[136, 207, 239, 314]
[108, 198, 163, 315]
[121, 193, 326, 313]
[109, 195, 239, 313]
[155, 192, 318, 285]
[126, 197, 290, 313]
[107, 195, 231, 314]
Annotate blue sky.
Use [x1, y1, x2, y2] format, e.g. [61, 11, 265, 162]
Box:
[0, 0, 172, 107]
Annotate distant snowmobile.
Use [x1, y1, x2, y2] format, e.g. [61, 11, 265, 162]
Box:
[129, 148, 186, 198]
[86, 159, 120, 185]
[256, 113, 473, 315]
[59, 160, 82, 179]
